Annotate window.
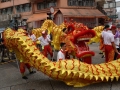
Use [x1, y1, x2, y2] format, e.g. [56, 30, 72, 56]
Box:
[78, 0, 83, 6]
[16, 6, 20, 13]
[1, 0, 11, 3]
[37, 2, 49, 10]
[17, 5, 23, 13]
[24, 4, 31, 12]
[1, 9, 7, 14]
[68, 0, 94, 7]
[0, 7, 13, 15]
[37, 0, 56, 10]
[1, 0, 6, 2]
[68, 0, 72, 6]
[7, 7, 13, 14]
[16, 3, 31, 13]
[20, 5, 23, 12]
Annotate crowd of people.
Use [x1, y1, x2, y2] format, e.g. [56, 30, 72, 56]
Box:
[100, 24, 120, 63]
[27, 26, 72, 61]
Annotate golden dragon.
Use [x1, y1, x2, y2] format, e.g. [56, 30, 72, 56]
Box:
[89, 25, 104, 44]
[3, 20, 120, 87]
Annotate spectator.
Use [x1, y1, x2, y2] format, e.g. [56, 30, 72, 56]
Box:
[111, 25, 120, 60]
[0, 38, 10, 62]
[28, 30, 36, 45]
[57, 43, 66, 61]
[115, 24, 120, 59]
[102, 25, 120, 62]
[37, 30, 53, 59]
[100, 25, 110, 58]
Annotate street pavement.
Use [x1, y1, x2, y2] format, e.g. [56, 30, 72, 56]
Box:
[0, 43, 120, 90]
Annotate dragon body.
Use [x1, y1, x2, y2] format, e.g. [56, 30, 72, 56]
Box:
[89, 25, 104, 44]
[3, 20, 120, 87]
[32, 20, 96, 60]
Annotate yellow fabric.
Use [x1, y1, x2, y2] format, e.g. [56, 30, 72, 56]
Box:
[89, 26, 104, 44]
[36, 40, 40, 44]
[20, 59, 23, 62]
[4, 21, 120, 88]
[42, 46, 44, 50]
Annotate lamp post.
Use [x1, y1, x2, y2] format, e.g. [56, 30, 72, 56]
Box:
[12, 0, 18, 30]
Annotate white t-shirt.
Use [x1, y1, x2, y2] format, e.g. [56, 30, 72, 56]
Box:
[114, 31, 120, 48]
[47, 34, 50, 40]
[28, 34, 36, 42]
[57, 49, 65, 61]
[102, 30, 114, 45]
[37, 36, 51, 46]
[101, 30, 106, 38]
[114, 38, 119, 48]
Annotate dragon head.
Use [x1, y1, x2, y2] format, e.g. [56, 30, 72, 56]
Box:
[63, 21, 96, 58]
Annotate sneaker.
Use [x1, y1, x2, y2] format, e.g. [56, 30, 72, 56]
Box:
[30, 71, 36, 74]
[22, 76, 28, 79]
[101, 55, 105, 58]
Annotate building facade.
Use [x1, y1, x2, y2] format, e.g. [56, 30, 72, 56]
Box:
[0, 0, 106, 32]
[104, 0, 116, 16]
[103, 0, 116, 24]
[28, 0, 106, 29]
[0, 0, 32, 31]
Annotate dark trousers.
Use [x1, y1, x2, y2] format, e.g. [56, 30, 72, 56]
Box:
[0, 45, 10, 61]
[114, 48, 120, 60]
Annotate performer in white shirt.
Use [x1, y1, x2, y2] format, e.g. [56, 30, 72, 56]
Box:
[28, 29, 41, 50]
[57, 43, 66, 61]
[100, 25, 109, 58]
[38, 30, 53, 58]
[102, 25, 120, 62]
[45, 30, 51, 40]
[111, 25, 120, 60]
[114, 24, 120, 59]
[28, 30, 36, 42]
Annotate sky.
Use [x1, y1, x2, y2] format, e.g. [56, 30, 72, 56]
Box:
[116, 0, 120, 12]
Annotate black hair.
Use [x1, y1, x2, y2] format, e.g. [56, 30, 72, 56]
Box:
[104, 25, 110, 29]
[62, 28, 67, 32]
[60, 43, 66, 47]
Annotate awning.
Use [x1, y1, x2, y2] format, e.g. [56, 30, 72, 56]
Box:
[59, 9, 106, 18]
[27, 13, 47, 23]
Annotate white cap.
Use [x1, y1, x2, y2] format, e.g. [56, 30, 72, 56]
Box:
[42, 30, 45, 34]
